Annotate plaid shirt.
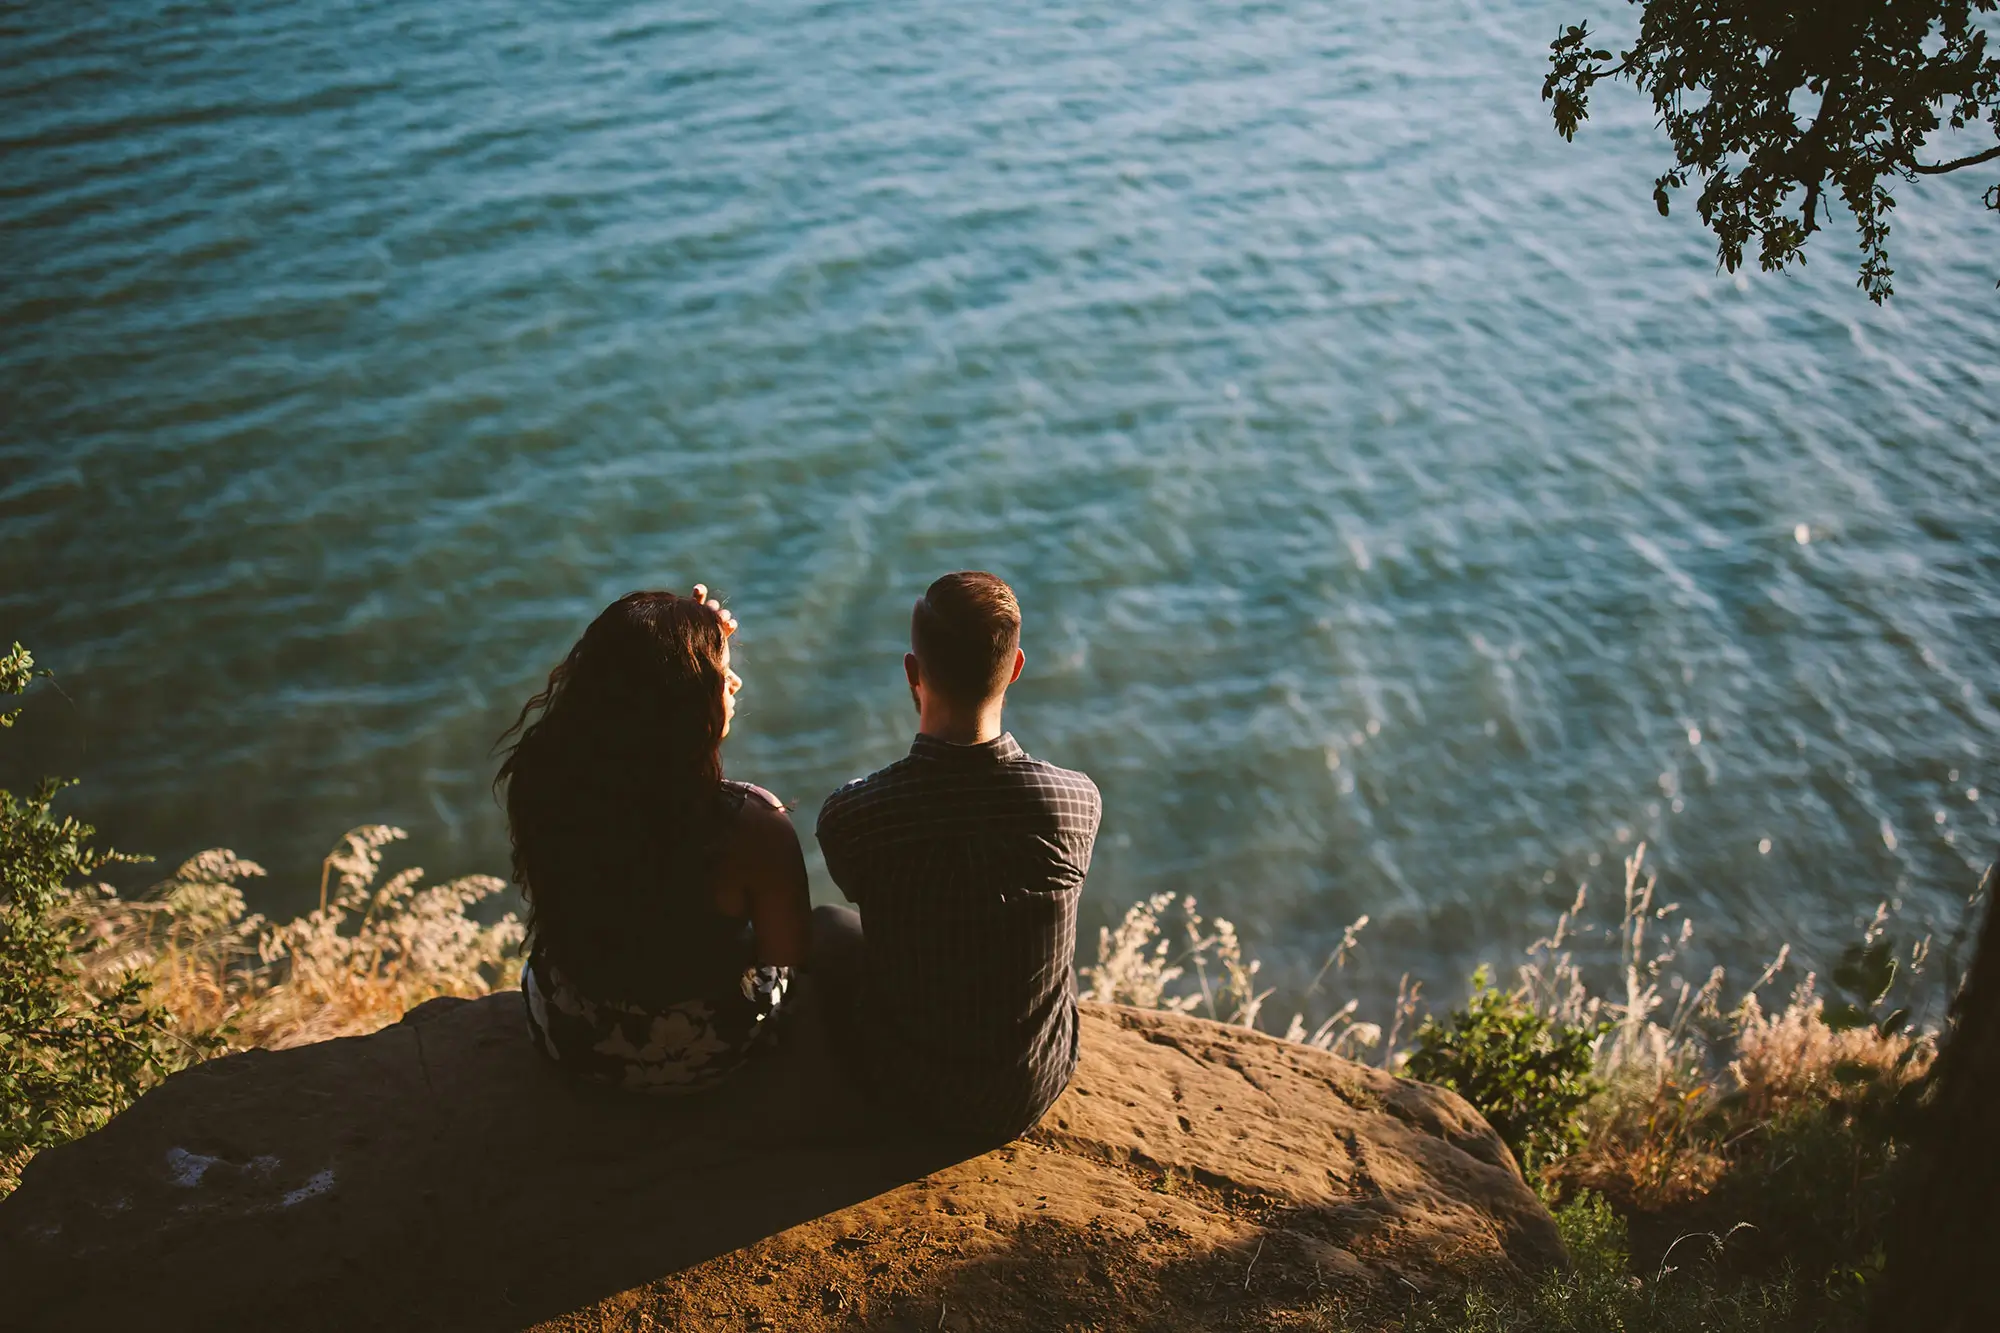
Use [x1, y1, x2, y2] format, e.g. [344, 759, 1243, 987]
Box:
[815, 731, 1102, 1139]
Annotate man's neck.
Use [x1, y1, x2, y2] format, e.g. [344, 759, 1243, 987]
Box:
[917, 704, 1006, 746]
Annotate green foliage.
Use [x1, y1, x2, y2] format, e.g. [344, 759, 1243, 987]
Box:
[1405, 966, 1609, 1172]
[1818, 920, 1932, 1124]
[0, 644, 190, 1195]
[1401, 1191, 1800, 1332]
[0, 643, 30, 726]
[1825, 935, 1902, 1035]
[1545, 1, 2000, 301]
[1551, 1190, 1629, 1287]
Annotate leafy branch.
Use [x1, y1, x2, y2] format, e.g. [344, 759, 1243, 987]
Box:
[1545, 2, 2000, 301]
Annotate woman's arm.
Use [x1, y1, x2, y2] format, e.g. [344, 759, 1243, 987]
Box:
[715, 791, 812, 967]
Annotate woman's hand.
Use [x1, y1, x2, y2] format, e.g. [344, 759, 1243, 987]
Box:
[690, 584, 738, 637]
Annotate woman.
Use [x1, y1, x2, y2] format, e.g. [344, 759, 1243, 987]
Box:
[495, 586, 811, 1092]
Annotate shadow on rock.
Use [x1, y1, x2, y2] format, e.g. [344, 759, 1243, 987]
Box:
[1, 999, 1561, 1332]
[527, 1003, 1565, 1331]
[0, 985, 977, 1332]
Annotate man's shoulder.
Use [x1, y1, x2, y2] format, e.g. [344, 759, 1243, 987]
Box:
[1006, 753, 1100, 797]
[816, 756, 925, 827]
[818, 746, 1100, 836]
[1002, 753, 1102, 826]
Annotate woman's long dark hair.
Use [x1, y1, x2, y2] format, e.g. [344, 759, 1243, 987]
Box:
[494, 591, 731, 990]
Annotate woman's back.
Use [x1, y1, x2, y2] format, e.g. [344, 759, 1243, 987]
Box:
[497, 590, 811, 1094]
[522, 782, 800, 1092]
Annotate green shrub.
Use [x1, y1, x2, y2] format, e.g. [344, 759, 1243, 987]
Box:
[1405, 966, 1607, 1172]
[0, 644, 194, 1196]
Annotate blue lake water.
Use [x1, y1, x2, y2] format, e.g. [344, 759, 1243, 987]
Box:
[5, 0, 1997, 1019]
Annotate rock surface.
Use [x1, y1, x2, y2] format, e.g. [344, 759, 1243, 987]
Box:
[0, 994, 1560, 1331]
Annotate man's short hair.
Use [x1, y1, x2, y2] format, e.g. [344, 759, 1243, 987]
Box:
[912, 571, 1021, 704]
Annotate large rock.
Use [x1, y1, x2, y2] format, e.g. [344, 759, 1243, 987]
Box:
[0, 995, 1560, 1330]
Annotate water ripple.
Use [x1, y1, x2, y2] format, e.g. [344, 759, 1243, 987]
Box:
[3, 0, 1997, 1012]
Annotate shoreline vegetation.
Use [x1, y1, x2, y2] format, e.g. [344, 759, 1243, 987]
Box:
[3, 644, 1983, 1330]
[1083, 866, 1963, 1331]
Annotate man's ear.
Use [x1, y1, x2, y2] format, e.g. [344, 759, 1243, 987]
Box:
[904, 652, 922, 690]
[1008, 647, 1025, 685]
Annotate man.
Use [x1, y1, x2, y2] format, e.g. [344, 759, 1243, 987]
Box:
[813, 571, 1102, 1142]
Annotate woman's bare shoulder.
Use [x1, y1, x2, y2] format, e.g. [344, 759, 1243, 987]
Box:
[724, 779, 789, 813]
[722, 783, 801, 862]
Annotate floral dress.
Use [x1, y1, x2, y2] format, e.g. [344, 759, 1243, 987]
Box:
[521, 952, 788, 1093]
[520, 782, 791, 1093]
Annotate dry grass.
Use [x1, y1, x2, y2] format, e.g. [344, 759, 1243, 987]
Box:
[1083, 849, 1953, 1330]
[1081, 889, 1281, 1031]
[87, 827, 1936, 1161]
[1082, 892, 1381, 1058]
[72, 827, 524, 1052]
[41, 822, 1945, 1329]
[73, 828, 1938, 1277]
[1730, 976, 1924, 1117]
[1085, 845, 1939, 1247]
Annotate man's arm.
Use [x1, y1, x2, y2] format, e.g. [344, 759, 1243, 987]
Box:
[1040, 766, 1104, 884]
[814, 780, 870, 905]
